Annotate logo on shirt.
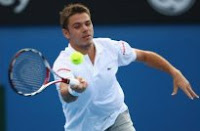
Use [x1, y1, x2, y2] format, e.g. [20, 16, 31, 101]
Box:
[107, 67, 112, 70]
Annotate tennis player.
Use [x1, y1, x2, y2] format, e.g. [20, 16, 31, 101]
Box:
[53, 3, 199, 131]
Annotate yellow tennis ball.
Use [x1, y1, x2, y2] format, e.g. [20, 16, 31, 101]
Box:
[70, 51, 84, 65]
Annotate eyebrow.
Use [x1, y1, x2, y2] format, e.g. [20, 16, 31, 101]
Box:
[72, 20, 91, 26]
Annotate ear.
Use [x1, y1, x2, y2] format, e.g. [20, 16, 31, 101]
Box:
[62, 29, 70, 39]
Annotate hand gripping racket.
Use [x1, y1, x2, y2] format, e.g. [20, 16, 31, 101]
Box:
[8, 48, 80, 96]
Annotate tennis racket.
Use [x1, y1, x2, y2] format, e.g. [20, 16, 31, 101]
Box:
[8, 48, 80, 96]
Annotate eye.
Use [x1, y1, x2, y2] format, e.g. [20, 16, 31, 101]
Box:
[85, 21, 91, 26]
[73, 24, 81, 29]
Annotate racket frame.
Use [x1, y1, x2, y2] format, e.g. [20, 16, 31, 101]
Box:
[8, 48, 78, 96]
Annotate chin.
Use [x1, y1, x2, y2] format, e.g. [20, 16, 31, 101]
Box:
[82, 41, 93, 49]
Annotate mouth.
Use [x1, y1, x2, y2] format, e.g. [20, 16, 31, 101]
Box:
[82, 35, 91, 39]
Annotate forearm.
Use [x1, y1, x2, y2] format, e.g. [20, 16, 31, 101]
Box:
[136, 50, 178, 77]
[135, 49, 199, 99]
[60, 83, 78, 103]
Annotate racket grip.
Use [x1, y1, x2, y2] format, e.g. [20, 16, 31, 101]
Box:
[69, 78, 80, 86]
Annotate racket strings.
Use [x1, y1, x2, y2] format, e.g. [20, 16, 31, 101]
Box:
[11, 51, 48, 94]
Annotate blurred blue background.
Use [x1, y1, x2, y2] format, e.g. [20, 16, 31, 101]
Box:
[1, 0, 200, 130]
[0, 24, 200, 131]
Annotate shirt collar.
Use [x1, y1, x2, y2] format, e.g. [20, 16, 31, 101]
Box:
[66, 38, 103, 56]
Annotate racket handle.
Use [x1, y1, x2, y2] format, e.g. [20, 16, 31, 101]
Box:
[69, 78, 80, 86]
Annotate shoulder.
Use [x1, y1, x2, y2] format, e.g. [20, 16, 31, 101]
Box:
[53, 48, 71, 70]
[93, 37, 117, 44]
[93, 37, 130, 46]
[93, 37, 119, 50]
[55, 48, 70, 62]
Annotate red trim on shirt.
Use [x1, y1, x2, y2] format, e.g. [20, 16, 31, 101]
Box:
[121, 42, 126, 55]
[57, 68, 71, 72]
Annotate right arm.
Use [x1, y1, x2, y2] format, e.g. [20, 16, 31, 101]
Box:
[59, 77, 88, 103]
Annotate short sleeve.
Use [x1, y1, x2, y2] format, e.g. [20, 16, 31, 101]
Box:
[113, 40, 137, 66]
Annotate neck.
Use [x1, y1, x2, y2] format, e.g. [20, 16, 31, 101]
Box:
[70, 41, 96, 64]
[71, 43, 91, 53]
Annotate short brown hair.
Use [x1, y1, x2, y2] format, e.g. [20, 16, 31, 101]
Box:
[60, 3, 91, 29]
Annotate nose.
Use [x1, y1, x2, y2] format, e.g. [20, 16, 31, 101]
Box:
[82, 24, 89, 33]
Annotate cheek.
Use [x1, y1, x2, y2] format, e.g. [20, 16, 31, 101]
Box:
[90, 26, 94, 35]
[70, 32, 80, 39]
[71, 33, 82, 44]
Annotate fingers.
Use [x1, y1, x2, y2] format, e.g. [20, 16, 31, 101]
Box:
[183, 84, 199, 100]
[182, 86, 194, 100]
[188, 87, 199, 99]
[172, 71, 199, 100]
[71, 77, 88, 93]
[172, 82, 199, 100]
[171, 84, 178, 96]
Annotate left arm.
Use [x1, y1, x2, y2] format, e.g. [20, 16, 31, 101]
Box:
[134, 49, 199, 100]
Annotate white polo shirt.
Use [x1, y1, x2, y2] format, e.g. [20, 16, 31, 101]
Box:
[53, 38, 137, 131]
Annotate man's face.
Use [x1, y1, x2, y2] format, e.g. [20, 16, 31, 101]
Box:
[63, 13, 94, 49]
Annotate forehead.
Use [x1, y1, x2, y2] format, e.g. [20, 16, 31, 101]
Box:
[68, 13, 91, 25]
